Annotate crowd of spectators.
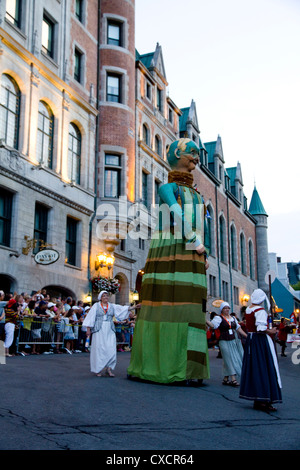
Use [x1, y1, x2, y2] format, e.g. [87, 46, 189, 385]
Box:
[0, 289, 136, 357]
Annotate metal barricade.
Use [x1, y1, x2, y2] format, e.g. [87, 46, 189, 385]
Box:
[16, 317, 65, 355]
[115, 323, 134, 351]
[12, 316, 135, 355]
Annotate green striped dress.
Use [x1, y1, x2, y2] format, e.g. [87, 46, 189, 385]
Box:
[127, 175, 210, 383]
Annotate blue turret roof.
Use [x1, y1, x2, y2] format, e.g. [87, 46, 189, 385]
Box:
[249, 186, 268, 216]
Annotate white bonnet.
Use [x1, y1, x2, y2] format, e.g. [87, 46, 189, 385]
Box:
[98, 290, 109, 301]
[219, 301, 230, 314]
[251, 289, 270, 310]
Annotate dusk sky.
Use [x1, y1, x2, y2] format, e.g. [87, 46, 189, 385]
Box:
[136, 0, 300, 263]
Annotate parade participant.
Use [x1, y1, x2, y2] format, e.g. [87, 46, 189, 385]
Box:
[239, 289, 282, 412]
[206, 302, 247, 386]
[278, 317, 288, 357]
[127, 138, 210, 384]
[4, 298, 21, 356]
[83, 291, 140, 377]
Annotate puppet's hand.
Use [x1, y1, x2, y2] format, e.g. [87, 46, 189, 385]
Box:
[195, 244, 205, 255]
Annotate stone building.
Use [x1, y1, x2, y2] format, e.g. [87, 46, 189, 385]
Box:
[0, 0, 98, 299]
[0, 0, 270, 315]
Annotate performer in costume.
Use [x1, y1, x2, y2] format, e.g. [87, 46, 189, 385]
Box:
[127, 138, 210, 384]
[83, 291, 139, 377]
[239, 289, 282, 411]
[206, 302, 247, 387]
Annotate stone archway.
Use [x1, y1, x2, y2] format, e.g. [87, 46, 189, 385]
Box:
[42, 285, 76, 301]
[0, 273, 17, 294]
[114, 272, 129, 305]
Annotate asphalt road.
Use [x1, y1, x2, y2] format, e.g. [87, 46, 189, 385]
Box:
[1, 343, 300, 451]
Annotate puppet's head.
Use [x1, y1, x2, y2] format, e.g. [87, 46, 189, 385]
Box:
[167, 138, 200, 170]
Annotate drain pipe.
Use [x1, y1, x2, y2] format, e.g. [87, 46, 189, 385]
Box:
[87, 0, 101, 292]
[215, 185, 222, 298]
[226, 193, 233, 311]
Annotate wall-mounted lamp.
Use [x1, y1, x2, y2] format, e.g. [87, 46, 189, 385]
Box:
[106, 253, 115, 270]
[241, 294, 250, 304]
[95, 252, 115, 271]
[132, 290, 139, 302]
[84, 293, 92, 304]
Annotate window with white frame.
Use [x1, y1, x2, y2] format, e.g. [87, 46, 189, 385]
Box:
[106, 73, 122, 103]
[219, 215, 227, 263]
[222, 280, 229, 302]
[155, 135, 161, 156]
[33, 202, 49, 254]
[104, 154, 121, 198]
[5, 0, 22, 28]
[209, 274, 217, 298]
[230, 224, 237, 269]
[107, 20, 123, 47]
[68, 123, 81, 184]
[240, 232, 246, 275]
[234, 286, 239, 305]
[37, 101, 54, 168]
[42, 13, 55, 59]
[75, 0, 84, 23]
[74, 48, 84, 84]
[0, 188, 13, 247]
[206, 204, 215, 257]
[0, 74, 20, 149]
[249, 239, 255, 279]
[142, 124, 150, 146]
[65, 216, 79, 266]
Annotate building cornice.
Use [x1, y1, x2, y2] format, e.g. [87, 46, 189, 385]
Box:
[0, 164, 94, 216]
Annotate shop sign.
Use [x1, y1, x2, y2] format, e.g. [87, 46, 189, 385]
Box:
[34, 249, 60, 265]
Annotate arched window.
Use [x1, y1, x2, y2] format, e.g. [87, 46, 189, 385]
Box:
[37, 101, 54, 168]
[240, 232, 246, 274]
[230, 223, 237, 269]
[249, 239, 254, 279]
[219, 215, 227, 263]
[142, 124, 149, 146]
[155, 135, 161, 156]
[0, 74, 20, 149]
[68, 123, 81, 184]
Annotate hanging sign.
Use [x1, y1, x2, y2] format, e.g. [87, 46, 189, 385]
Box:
[34, 249, 60, 265]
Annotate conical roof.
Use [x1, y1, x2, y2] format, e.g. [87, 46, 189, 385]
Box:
[249, 186, 268, 216]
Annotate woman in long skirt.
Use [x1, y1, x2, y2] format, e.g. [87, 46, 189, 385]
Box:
[83, 291, 139, 377]
[239, 289, 282, 411]
[206, 302, 247, 386]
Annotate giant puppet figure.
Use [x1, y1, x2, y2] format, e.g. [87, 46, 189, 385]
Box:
[127, 138, 210, 384]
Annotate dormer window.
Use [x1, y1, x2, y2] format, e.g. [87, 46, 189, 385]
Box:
[219, 164, 223, 182]
[156, 87, 162, 112]
[146, 82, 151, 100]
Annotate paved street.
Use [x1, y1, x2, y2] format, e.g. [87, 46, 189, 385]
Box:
[1, 343, 300, 451]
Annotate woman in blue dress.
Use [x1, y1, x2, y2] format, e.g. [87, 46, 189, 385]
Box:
[239, 289, 282, 411]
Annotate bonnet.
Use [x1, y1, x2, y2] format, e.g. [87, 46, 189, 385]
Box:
[98, 291, 109, 301]
[251, 289, 270, 311]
